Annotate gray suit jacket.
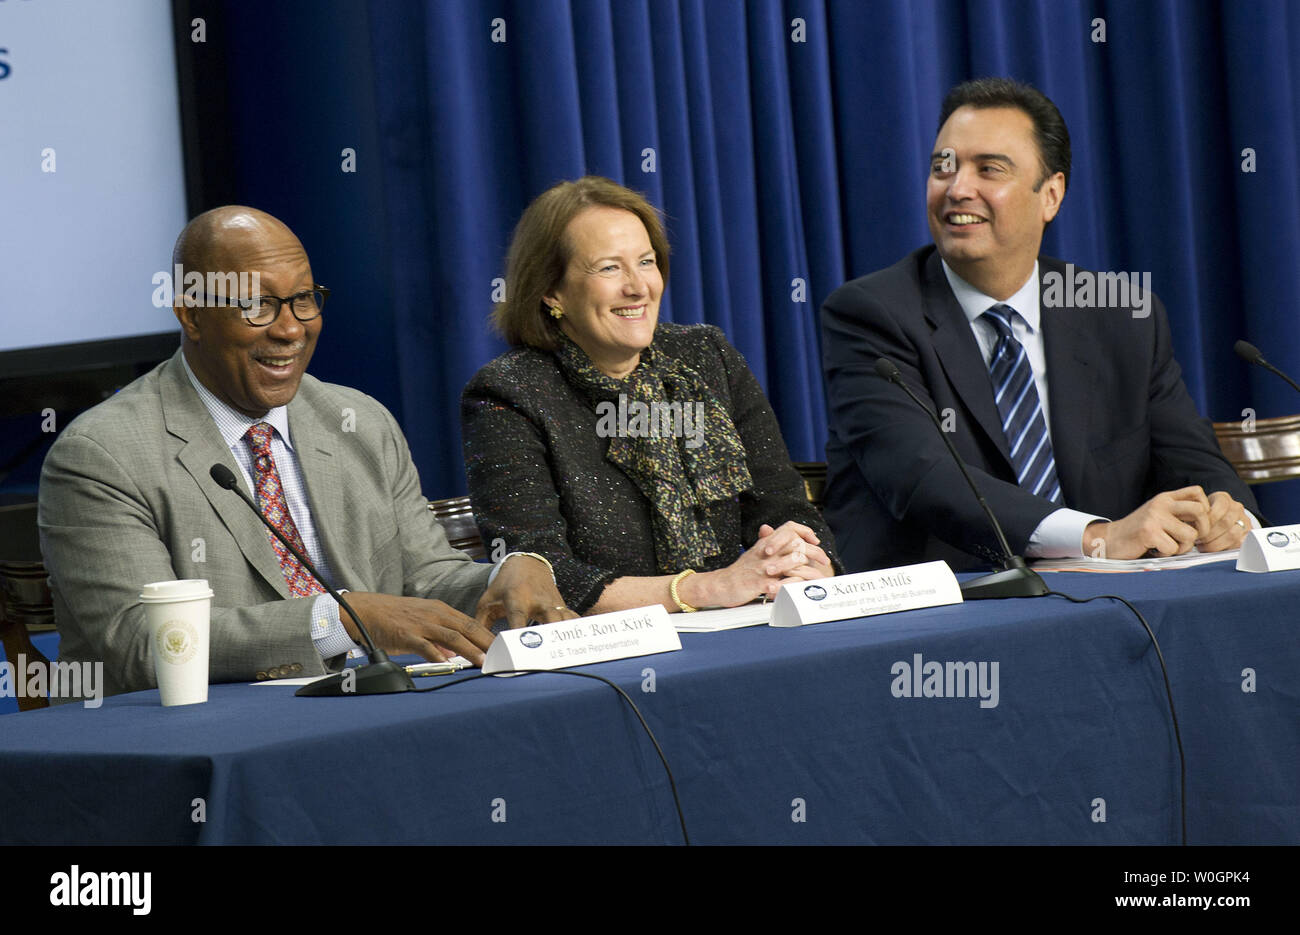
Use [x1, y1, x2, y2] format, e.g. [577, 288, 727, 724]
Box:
[38, 350, 490, 698]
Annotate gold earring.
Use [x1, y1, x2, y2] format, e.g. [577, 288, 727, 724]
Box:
[550, 305, 564, 319]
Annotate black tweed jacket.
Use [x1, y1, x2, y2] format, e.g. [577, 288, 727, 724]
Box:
[460, 322, 838, 612]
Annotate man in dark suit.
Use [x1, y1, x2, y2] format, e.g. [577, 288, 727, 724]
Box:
[821, 78, 1258, 572]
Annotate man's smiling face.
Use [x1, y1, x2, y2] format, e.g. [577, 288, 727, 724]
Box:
[175, 212, 320, 418]
[926, 105, 1064, 292]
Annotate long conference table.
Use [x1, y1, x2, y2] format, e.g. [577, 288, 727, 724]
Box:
[0, 563, 1296, 844]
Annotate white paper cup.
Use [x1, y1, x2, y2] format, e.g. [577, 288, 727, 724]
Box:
[140, 579, 213, 706]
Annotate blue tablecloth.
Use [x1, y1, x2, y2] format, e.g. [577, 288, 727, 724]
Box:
[0, 564, 1295, 844]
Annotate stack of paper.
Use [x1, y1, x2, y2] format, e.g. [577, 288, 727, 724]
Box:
[673, 603, 773, 632]
[1031, 549, 1239, 573]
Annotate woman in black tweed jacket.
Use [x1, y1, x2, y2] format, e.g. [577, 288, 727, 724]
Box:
[461, 177, 838, 615]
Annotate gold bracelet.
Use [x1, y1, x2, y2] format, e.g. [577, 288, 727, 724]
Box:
[670, 569, 698, 613]
[517, 552, 554, 577]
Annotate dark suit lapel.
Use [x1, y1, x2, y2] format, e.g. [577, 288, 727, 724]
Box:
[288, 381, 354, 591]
[922, 251, 1013, 471]
[162, 353, 290, 598]
[1038, 259, 1099, 507]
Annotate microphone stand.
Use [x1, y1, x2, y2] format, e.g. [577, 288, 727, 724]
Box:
[209, 464, 415, 696]
[875, 359, 1048, 600]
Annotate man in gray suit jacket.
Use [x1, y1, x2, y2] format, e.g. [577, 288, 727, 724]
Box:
[40, 206, 573, 698]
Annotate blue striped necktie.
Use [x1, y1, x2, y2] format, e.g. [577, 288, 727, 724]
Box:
[982, 305, 1062, 503]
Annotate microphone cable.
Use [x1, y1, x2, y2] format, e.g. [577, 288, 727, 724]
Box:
[417, 669, 691, 845]
[1044, 589, 1187, 846]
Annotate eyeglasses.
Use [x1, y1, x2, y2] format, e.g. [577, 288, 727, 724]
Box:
[200, 286, 330, 327]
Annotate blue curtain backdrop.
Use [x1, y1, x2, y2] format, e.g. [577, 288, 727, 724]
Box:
[194, 0, 1300, 525]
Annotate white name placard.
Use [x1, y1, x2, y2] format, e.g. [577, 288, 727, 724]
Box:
[769, 561, 962, 628]
[482, 605, 682, 674]
[1236, 525, 1300, 573]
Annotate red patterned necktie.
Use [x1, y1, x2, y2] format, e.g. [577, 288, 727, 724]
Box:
[244, 422, 323, 597]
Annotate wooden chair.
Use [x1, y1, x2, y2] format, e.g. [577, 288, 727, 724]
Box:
[427, 496, 487, 560]
[0, 502, 52, 711]
[793, 462, 827, 509]
[1213, 414, 1300, 484]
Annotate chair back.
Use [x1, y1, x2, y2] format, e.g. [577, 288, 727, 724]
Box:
[1213, 414, 1300, 484]
[793, 462, 827, 509]
[0, 502, 51, 711]
[428, 496, 487, 560]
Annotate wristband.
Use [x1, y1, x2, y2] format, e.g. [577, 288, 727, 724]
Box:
[516, 552, 555, 578]
[490, 551, 557, 585]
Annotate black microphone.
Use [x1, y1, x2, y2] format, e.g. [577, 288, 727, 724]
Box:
[208, 463, 414, 696]
[874, 357, 1047, 600]
[1235, 339, 1300, 395]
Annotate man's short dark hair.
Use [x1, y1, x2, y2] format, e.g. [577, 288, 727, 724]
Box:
[939, 77, 1071, 193]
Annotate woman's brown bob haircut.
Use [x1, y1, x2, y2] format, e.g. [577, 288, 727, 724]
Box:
[493, 176, 671, 351]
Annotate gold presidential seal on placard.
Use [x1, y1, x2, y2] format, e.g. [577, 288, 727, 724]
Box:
[156, 619, 198, 665]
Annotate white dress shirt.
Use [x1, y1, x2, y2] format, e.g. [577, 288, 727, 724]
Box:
[940, 261, 1105, 557]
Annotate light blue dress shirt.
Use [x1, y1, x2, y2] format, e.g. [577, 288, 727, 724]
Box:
[180, 353, 363, 658]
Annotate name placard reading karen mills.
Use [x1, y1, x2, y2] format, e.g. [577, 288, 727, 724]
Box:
[482, 605, 682, 674]
[769, 561, 962, 628]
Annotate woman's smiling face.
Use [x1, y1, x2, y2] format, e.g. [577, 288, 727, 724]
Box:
[545, 206, 663, 379]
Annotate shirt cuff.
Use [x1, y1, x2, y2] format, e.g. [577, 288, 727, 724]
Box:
[1026, 508, 1109, 559]
[311, 591, 365, 660]
[488, 551, 558, 585]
